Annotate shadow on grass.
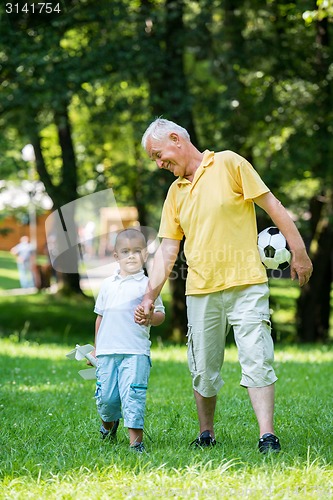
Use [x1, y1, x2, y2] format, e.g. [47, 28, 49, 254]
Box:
[0, 294, 96, 344]
[0, 292, 174, 345]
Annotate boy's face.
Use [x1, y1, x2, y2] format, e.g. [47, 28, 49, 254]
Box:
[114, 237, 147, 276]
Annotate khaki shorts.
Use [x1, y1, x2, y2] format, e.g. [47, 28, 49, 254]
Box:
[186, 283, 277, 397]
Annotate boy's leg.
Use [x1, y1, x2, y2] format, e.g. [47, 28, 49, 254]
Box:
[102, 420, 118, 432]
[95, 355, 122, 434]
[128, 428, 143, 446]
[118, 354, 151, 445]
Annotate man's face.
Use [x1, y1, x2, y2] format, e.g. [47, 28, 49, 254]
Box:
[147, 133, 185, 177]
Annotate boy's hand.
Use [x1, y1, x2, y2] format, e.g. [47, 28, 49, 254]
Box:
[134, 304, 153, 326]
[86, 348, 96, 366]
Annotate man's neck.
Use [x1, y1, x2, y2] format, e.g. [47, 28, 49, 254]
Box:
[184, 147, 204, 182]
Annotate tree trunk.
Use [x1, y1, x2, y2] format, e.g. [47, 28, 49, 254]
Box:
[296, 13, 333, 342]
[296, 195, 333, 342]
[54, 108, 82, 294]
[296, 222, 332, 342]
[140, 0, 198, 340]
[32, 107, 83, 295]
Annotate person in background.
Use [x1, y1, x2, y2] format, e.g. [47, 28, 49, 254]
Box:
[10, 236, 35, 289]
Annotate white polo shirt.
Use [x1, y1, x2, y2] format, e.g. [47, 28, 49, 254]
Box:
[94, 269, 165, 357]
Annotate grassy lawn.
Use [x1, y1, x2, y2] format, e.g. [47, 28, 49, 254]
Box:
[0, 251, 21, 289]
[0, 340, 332, 499]
[1, 251, 332, 497]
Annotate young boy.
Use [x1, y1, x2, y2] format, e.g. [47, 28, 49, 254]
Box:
[92, 228, 165, 453]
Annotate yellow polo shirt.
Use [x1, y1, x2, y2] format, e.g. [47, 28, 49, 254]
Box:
[158, 150, 269, 294]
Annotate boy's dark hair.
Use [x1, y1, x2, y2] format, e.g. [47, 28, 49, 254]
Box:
[114, 228, 147, 249]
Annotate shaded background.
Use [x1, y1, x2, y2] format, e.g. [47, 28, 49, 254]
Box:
[0, 0, 332, 343]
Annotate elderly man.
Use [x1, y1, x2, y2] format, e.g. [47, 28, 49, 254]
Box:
[136, 118, 312, 453]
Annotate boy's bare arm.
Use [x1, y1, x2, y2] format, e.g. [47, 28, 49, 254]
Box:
[150, 311, 165, 327]
[138, 238, 180, 322]
[87, 314, 102, 365]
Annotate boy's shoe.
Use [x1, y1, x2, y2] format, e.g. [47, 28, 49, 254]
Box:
[100, 420, 119, 440]
[258, 433, 281, 453]
[130, 442, 145, 453]
[190, 430, 216, 448]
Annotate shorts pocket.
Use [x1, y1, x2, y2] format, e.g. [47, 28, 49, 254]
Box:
[186, 325, 197, 372]
[260, 314, 272, 331]
[130, 384, 148, 392]
[129, 384, 148, 414]
[94, 381, 101, 402]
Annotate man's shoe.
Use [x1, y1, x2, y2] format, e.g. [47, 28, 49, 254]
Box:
[190, 430, 216, 448]
[130, 442, 145, 453]
[100, 420, 119, 440]
[258, 433, 281, 453]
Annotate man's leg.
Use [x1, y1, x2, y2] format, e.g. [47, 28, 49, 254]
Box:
[187, 293, 227, 442]
[247, 384, 275, 437]
[194, 390, 217, 437]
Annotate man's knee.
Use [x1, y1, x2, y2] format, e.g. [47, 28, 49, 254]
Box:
[192, 372, 224, 398]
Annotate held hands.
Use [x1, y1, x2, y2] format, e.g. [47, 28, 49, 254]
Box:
[134, 299, 154, 326]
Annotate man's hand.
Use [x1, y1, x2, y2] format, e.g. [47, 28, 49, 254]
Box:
[290, 249, 313, 287]
[134, 300, 154, 326]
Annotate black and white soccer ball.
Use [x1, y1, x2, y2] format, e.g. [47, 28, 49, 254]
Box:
[257, 226, 291, 270]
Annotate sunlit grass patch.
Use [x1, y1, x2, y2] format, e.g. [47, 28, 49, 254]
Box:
[1, 340, 332, 498]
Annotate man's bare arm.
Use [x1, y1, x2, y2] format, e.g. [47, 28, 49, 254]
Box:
[138, 238, 181, 320]
[255, 192, 313, 286]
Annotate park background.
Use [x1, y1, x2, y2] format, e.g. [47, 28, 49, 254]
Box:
[0, 1, 332, 498]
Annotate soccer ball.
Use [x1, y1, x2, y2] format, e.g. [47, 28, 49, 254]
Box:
[257, 226, 291, 270]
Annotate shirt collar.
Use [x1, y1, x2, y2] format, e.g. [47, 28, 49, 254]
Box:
[176, 150, 214, 185]
[111, 268, 145, 281]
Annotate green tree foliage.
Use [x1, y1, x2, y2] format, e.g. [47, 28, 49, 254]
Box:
[0, 0, 332, 340]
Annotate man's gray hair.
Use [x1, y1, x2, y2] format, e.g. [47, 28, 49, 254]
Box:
[141, 118, 190, 150]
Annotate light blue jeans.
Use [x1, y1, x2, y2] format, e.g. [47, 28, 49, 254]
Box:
[95, 354, 151, 429]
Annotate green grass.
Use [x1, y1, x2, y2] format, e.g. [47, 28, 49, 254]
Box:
[0, 250, 21, 289]
[0, 340, 332, 499]
[269, 278, 301, 342]
[0, 293, 96, 344]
